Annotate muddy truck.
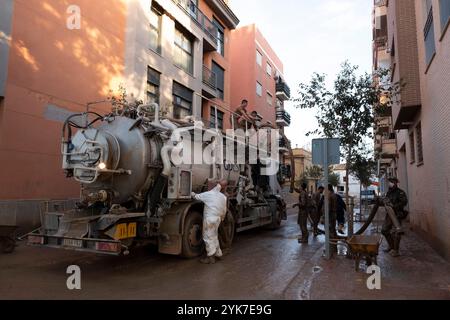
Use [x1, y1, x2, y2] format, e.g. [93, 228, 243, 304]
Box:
[27, 103, 293, 257]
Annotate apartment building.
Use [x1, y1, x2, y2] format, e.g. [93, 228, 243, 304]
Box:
[0, 0, 239, 229]
[229, 24, 291, 128]
[230, 24, 292, 185]
[372, 0, 397, 186]
[372, 0, 450, 260]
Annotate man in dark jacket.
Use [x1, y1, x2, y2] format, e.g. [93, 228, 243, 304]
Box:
[312, 186, 325, 236]
[335, 193, 347, 235]
[382, 177, 408, 257]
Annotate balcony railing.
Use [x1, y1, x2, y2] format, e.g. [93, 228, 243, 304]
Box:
[374, 0, 387, 7]
[276, 81, 291, 101]
[202, 65, 217, 90]
[172, 0, 218, 44]
[374, 35, 387, 49]
[276, 110, 291, 127]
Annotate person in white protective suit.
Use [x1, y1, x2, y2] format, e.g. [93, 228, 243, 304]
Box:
[191, 180, 228, 264]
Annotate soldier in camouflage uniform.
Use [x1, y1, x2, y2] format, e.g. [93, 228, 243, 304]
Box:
[294, 183, 311, 244]
[327, 185, 338, 239]
[382, 177, 408, 257]
[312, 186, 325, 236]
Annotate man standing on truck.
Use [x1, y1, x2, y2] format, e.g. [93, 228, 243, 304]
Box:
[232, 99, 257, 129]
[192, 180, 228, 264]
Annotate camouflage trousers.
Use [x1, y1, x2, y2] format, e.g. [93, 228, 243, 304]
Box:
[298, 209, 308, 240]
[381, 212, 403, 251]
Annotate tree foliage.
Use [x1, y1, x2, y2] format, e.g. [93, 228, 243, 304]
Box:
[305, 165, 323, 180]
[293, 61, 402, 200]
[350, 152, 377, 188]
[328, 172, 340, 187]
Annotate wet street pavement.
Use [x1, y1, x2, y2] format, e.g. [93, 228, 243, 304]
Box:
[0, 211, 323, 300]
[1, 207, 449, 300]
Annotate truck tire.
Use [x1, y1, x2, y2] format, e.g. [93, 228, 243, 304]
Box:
[268, 205, 283, 230]
[219, 212, 235, 250]
[181, 211, 204, 258]
[1, 237, 15, 254]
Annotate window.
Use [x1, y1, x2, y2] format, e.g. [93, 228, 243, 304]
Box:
[409, 132, 416, 163]
[188, 0, 198, 19]
[172, 82, 193, 119]
[147, 67, 160, 104]
[256, 82, 262, 96]
[416, 123, 424, 164]
[424, 2, 436, 66]
[256, 50, 262, 66]
[213, 18, 225, 56]
[210, 107, 224, 130]
[212, 61, 224, 100]
[149, 6, 162, 53]
[266, 92, 273, 106]
[440, 0, 450, 33]
[266, 63, 272, 76]
[174, 26, 193, 74]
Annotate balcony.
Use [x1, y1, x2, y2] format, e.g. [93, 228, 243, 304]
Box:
[202, 65, 217, 98]
[276, 109, 291, 127]
[380, 139, 397, 158]
[204, 0, 239, 29]
[172, 0, 218, 48]
[278, 137, 290, 154]
[374, 36, 387, 50]
[276, 81, 291, 101]
[376, 136, 396, 159]
[375, 116, 392, 135]
[374, 0, 388, 7]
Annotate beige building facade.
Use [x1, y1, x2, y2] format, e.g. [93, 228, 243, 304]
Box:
[372, 0, 450, 260]
[286, 148, 316, 193]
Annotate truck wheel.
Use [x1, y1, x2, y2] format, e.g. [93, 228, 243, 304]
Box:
[1, 237, 15, 254]
[181, 211, 204, 258]
[268, 206, 283, 230]
[219, 212, 235, 250]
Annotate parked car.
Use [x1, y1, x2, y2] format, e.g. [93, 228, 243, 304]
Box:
[360, 189, 376, 205]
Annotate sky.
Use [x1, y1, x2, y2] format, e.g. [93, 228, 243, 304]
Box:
[230, 0, 374, 150]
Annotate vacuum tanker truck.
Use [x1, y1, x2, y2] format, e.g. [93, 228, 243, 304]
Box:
[27, 102, 292, 257]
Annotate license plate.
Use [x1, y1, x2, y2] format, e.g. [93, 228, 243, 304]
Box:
[114, 223, 137, 240]
[63, 239, 83, 248]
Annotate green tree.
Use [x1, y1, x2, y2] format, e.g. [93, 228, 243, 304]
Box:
[293, 61, 401, 203]
[328, 172, 340, 188]
[350, 152, 377, 188]
[305, 165, 323, 181]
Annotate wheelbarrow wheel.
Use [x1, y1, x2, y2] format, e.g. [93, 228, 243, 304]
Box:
[1, 237, 16, 253]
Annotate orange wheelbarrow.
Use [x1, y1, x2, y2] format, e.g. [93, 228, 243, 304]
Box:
[347, 235, 383, 271]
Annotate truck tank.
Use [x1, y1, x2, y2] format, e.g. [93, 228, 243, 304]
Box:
[28, 103, 288, 257]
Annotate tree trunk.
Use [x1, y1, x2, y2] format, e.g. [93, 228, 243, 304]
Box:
[359, 183, 362, 222]
[346, 156, 353, 236]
